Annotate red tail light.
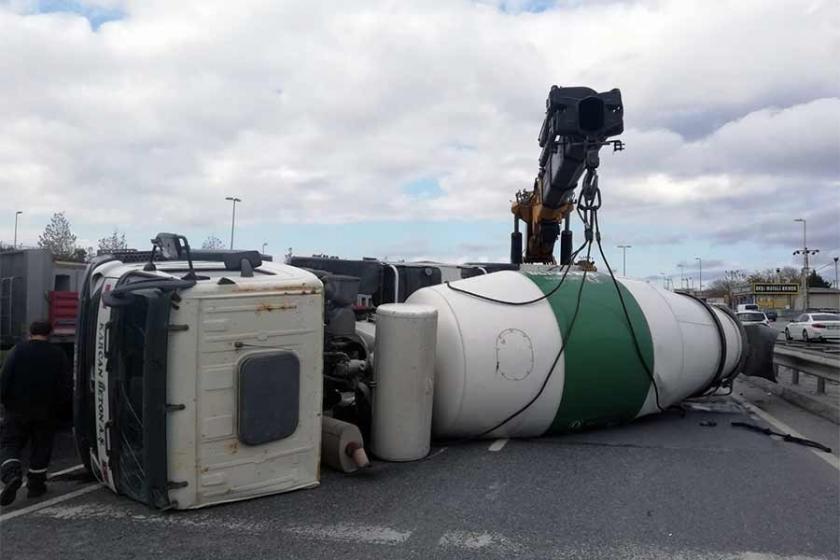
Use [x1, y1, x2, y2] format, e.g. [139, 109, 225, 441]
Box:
[812, 323, 826, 329]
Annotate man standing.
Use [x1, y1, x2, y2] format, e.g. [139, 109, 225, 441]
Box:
[0, 321, 70, 506]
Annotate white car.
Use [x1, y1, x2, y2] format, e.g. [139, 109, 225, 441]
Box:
[784, 313, 840, 342]
[737, 311, 769, 326]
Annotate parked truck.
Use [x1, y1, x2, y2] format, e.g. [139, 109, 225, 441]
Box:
[0, 248, 85, 353]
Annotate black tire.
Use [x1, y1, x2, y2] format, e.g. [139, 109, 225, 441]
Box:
[802, 330, 809, 342]
[784, 328, 792, 341]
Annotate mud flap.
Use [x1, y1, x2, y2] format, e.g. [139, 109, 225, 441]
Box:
[740, 324, 777, 382]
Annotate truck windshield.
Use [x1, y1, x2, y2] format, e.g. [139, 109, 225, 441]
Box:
[109, 289, 172, 508]
[111, 295, 149, 501]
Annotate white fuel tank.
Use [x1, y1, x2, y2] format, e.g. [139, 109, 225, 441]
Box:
[406, 270, 744, 439]
[371, 304, 438, 461]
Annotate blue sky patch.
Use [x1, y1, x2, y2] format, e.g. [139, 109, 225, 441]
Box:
[496, 0, 557, 14]
[34, 1, 125, 30]
[402, 177, 444, 198]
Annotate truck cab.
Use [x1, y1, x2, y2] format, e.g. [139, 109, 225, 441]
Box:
[74, 234, 324, 509]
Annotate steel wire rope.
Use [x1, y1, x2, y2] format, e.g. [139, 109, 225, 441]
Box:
[592, 211, 665, 412]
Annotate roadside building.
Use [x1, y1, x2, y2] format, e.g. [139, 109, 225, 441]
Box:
[732, 282, 799, 311]
[733, 283, 840, 312]
[795, 287, 840, 311]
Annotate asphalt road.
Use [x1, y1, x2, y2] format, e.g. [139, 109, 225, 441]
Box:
[1, 391, 838, 560]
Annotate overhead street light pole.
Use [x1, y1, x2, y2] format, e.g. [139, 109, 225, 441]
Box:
[695, 257, 702, 294]
[793, 218, 819, 310]
[677, 264, 685, 290]
[834, 257, 839, 289]
[13, 211, 22, 249]
[262, 242, 268, 255]
[617, 245, 631, 277]
[226, 197, 242, 250]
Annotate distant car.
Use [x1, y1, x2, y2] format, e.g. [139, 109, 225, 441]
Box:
[737, 304, 759, 313]
[763, 310, 778, 322]
[784, 313, 840, 342]
[737, 311, 769, 326]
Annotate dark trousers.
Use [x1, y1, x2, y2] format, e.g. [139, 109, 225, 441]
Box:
[0, 411, 55, 485]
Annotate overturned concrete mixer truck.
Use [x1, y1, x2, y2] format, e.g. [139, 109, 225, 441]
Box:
[73, 86, 778, 509]
[73, 232, 776, 510]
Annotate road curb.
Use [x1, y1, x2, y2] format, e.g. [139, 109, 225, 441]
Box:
[740, 376, 839, 425]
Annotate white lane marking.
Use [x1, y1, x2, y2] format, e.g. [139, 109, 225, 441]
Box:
[49, 464, 85, 478]
[35, 501, 265, 532]
[20, 464, 86, 489]
[285, 523, 412, 545]
[733, 395, 840, 472]
[488, 438, 509, 452]
[0, 484, 100, 523]
[438, 530, 521, 553]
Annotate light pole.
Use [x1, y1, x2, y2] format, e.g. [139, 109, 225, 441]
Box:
[13, 211, 22, 249]
[834, 257, 839, 289]
[793, 218, 819, 310]
[225, 197, 242, 250]
[695, 257, 702, 294]
[677, 264, 685, 290]
[617, 245, 631, 277]
[261, 242, 268, 255]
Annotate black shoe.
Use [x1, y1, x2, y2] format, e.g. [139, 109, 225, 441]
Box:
[0, 477, 22, 506]
[26, 482, 46, 499]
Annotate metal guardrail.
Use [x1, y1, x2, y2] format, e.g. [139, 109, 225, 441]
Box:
[773, 345, 840, 394]
[776, 339, 840, 355]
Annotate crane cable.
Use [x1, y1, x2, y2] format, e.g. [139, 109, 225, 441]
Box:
[592, 210, 664, 413]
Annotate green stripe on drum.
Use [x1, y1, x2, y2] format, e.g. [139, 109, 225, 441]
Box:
[524, 272, 654, 434]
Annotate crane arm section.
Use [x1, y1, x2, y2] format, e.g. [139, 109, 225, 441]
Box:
[511, 85, 624, 264]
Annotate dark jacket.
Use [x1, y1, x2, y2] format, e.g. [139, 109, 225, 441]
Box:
[0, 340, 70, 418]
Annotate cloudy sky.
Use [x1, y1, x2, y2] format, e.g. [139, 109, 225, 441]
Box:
[2, 0, 838, 285]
